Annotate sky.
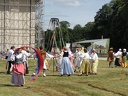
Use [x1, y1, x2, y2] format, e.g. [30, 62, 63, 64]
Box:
[44, 0, 112, 31]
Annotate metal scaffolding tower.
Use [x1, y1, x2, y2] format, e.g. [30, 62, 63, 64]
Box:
[0, 0, 44, 52]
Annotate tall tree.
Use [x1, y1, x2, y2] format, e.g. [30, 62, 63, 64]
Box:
[60, 21, 70, 28]
[72, 24, 83, 42]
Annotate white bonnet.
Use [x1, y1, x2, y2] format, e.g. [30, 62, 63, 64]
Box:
[119, 48, 121, 51]
[123, 48, 126, 52]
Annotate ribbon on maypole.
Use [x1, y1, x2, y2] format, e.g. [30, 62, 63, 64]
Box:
[14, 46, 44, 81]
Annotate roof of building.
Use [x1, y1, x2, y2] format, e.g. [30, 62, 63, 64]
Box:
[75, 38, 110, 48]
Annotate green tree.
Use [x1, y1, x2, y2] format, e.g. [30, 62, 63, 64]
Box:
[72, 24, 83, 42]
[60, 21, 70, 28]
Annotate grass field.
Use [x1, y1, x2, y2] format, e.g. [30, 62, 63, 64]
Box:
[0, 59, 128, 96]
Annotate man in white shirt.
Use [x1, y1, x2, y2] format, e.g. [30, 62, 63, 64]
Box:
[114, 48, 122, 67]
[21, 47, 31, 74]
[7, 46, 15, 74]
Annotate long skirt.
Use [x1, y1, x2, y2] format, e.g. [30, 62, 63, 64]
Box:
[92, 60, 98, 73]
[109, 61, 114, 68]
[60, 57, 74, 75]
[11, 64, 25, 86]
[56, 57, 62, 69]
[121, 56, 127, 68]
[115, 58, 121, 66]
[80, 59, 90, 74]
[89, 59, 93, 72]
[74, 57, 82, 67]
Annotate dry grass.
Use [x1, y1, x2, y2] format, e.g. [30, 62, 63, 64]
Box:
[0, 59, 128, 96]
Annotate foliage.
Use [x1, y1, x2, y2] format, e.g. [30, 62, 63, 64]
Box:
[60, 21, 70, 28]
[44, 0, 128, 51]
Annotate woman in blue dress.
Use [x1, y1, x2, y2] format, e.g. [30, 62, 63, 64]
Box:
[60, 47, 74, 76]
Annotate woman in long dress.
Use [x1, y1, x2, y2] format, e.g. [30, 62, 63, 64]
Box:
[90, 49, 99, 75]
[79, 48, 91, 76]
[60, 47, 74, 76]
[11, 49, 26, 86]
[121, 48, 127, 68]
[73, 48, 83, 72]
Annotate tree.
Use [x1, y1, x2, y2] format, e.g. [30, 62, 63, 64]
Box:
[83, 22, 95, 39]
[72, 24, 83, 42]
[60, 21, 70, 28]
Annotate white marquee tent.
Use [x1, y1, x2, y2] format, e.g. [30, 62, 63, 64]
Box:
[76, 38, 110, 54]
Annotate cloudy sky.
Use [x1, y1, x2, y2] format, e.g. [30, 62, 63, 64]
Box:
[44, 0, 111, 30]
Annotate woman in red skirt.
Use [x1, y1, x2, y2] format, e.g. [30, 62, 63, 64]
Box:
[11, 49, 26, 87]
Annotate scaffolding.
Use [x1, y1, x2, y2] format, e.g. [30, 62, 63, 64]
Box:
[0, 0, 44, 52]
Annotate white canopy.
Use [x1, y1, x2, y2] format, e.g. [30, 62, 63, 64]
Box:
[76, 38, 110, 53]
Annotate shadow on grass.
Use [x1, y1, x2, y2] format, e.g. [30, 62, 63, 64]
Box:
[46, 74, 60, 77]
[0, 72, 6, 74]
[0, 84, 31, 89]
[125, 73, 128, 76]
[0, 84, 15, 87]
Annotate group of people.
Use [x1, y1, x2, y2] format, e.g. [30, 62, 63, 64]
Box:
[5, 46, 32, 87]
[4, 45, 99, 87]
[107, 47, 127, 68]
[73, 48, 99, 76]
[3, 45, 128, 87]
[55, 47, 99, 76]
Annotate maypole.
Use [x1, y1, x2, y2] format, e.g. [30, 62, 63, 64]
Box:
[45, 18, 65, 53]
[45, 18, 64, 73]
[50, 18, 59, 54]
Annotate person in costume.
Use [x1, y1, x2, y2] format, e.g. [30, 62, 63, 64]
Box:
[33, 46, 54, 77]
[114, 48, 122, 67]
[73, 48, 83, 72]
[81, 47, 85, 53]
[60, 47, 74, 76]
[107, 47, 115, 68]
[68, 47, 74, 68]
[88, 48, 93, 73]
[121, 48, 127, 68]
[7, 46, 15, 74]
[55, 49, 63, 71]
[90, 49, 99, 75]
[10, 49, 26, 86]
[21, 47, 31, 74]
[39, 46, 47, 77]
[79, 48, 91, 76]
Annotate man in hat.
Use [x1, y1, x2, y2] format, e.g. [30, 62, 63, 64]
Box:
[107, 47, 115, 68]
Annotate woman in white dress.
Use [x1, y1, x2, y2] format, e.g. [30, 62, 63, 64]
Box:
[73, 48, 83, 72]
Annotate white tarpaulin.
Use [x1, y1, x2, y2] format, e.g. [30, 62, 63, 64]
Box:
[76, 38, 110, 53]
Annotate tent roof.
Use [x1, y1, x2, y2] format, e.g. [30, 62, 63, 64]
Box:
[71, 43, 82, 48]
[75, 38, 110, 47]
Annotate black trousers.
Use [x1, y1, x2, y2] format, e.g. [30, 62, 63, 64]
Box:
[7, 61, 12, 74]
[25, 61, 29, 74]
